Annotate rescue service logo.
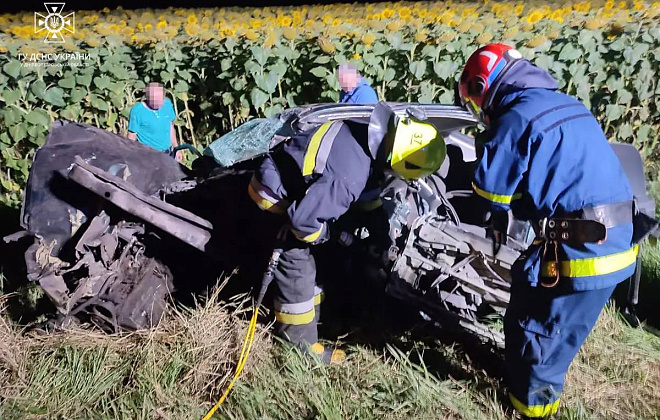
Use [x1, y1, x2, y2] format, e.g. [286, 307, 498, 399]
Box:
[34, 3, 75, 43]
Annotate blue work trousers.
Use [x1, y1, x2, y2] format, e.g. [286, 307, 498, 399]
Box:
[504, 282, 616, 417]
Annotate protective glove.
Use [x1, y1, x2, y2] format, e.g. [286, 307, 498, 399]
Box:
[485, 208, 509, 256]
[336, 231, 355, 247]
[328, 223, 370, 247]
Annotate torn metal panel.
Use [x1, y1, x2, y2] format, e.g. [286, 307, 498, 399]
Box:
[71, 156, 212, 230]
[75, 211, 111, 254]
[21, 119, 187, 257]
[25, 212, 174, 332]
[68, 158, 212, 252]
[115, 260, 173, 330]
[38, 274, 69, 313]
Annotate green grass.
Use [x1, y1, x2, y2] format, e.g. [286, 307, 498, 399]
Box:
[219, 342, 501, 420]
[0, 240, 659, 420]
[1, 277, 659, 420]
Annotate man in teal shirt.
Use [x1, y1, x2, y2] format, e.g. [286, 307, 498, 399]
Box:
[337, 63, 379, 104]
[128, 82, 180, 161]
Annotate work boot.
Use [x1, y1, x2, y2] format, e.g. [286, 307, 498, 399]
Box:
[307, 342, 346, 365]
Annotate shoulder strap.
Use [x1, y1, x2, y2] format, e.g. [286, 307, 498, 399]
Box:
[302, 121, 344, 176]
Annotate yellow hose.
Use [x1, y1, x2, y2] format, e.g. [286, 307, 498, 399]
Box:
[202, 246, 281, 419]
[201, 307, 260, 420]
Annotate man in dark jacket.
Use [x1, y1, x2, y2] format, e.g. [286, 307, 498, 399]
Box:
[457, 43, 638, 417]
[248, 104, 446, 363]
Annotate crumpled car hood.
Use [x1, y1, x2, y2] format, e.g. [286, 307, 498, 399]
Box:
[21, 119, 187, 256]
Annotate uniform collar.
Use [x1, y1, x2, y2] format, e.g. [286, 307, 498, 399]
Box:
[487, 60, 559, 117]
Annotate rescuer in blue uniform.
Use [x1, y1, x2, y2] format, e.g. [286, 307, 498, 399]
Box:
[457, 43, 639, 418]
[248, 104, 446, 364]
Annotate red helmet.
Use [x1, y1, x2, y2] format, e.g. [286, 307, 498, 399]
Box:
[458, 43, 524, 124]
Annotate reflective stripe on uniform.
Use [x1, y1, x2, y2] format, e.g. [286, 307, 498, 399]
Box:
[274, 298, 316, 325]
[472, 182, 521, 205]
[248, 175, 288, 214]
[292, 225, 324, 243]
[302, 121, 344, 176]
[274, 298, 314, 313]
[509, 394, 560, 418]
[314, 285, 325, 306]
[275, 310, 315, 325]
[541, 245, 638, 278]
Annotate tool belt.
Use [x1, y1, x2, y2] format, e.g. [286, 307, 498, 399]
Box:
[534, 200, 633, 287]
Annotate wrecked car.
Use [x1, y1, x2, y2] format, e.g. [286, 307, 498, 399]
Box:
[6, 103, 656, 347]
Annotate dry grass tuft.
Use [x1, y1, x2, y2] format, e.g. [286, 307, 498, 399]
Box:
[565, 305, 660, 419]
[1, 279, 659, 419]
[168, 284, 273, 398]
[0, 278, 273, 419]
[0, 295, 29, 399]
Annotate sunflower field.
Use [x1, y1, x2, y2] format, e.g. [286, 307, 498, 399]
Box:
[0, 0, 659, 206]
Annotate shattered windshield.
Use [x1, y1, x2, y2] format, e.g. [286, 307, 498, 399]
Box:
[203, 117, 285, 168]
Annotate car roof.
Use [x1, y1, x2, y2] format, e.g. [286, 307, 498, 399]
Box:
[293, 103, 479, 162]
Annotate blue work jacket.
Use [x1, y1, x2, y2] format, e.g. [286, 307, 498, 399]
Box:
[473, 61, 636, 291]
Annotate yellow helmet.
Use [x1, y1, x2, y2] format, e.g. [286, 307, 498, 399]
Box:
[390, 118, 447, 180]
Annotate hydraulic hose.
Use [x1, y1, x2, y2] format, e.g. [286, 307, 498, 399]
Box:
[201, 248, 282, 420]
